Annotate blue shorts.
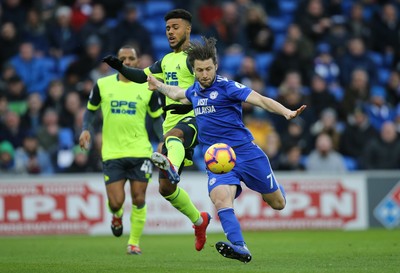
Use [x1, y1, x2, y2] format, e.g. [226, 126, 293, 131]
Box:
[202, 142, 279, 198]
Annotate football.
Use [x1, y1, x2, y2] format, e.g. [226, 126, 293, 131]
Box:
[204, 143, 236, 174]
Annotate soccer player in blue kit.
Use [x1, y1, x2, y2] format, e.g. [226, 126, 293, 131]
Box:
[147, 36, 306, 263]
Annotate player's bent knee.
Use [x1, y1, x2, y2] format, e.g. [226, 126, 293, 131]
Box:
[270, 198, 286, 210]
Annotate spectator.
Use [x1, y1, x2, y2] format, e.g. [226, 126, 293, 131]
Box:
[14, 132, 54, 175]
[286, 23, 314, 60]
[36, 108, 60, 160]
[385, 70, 400, 107]
[1, 0, 27, 31]
[338, 37, 377, 86]
[21, 8, 49, 56]
[70, 0, 92, 31]
[66, 34, 104, 82]
[339, 106, 378, 166]
[79, 3, 113, 54]
[340, 68, 370, 120]
[43, 79, 65, 113]
[59, 91, 82, 129]
[277, 144, 306, 171]
[268, 39, 313, 87]
[20, 92, 43, 134]
[89, 62, 113, 83]
[310, 107, 342, 151]
[234, 56, 262, 87]
[193, 0, 223, 33]
[9, 41, 54, 98]
[47, 5, 81, 59]
[361, 121, 400, 169]
[306, 132, 347, 173]
[244, 3, 274, 54]
[4, 75, 27, 115]
[364, 86, 396, 131]
[63, 144, 92, 173]
[0, 111, 26, 148]
[370, 3, 399, 66]
[0, 140, 16, 174]
[273, 71, 313, 133]
[346, 3, 372, 49]
[313, 43, 342, 100]
[206, 2, 247, 54]
[113, 3, 154, 56]
[280, 117, 312, 155]
[0, 22, 20, 65]
[309, 74, 339, 118]
[295, 0, 331, 44]
[323, 15, 351, 59]
[0, 94, 9, 126]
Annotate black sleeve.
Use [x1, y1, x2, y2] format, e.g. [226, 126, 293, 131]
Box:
[120, 66, 148, 83]
[149, 91, 163, 113]
[88, 83, 101, 106]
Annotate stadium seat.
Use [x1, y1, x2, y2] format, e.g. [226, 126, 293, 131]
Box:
[278, 0, 298, 14]
[377, 68, 391, 85]
[268, 16, 290, 34]
[265, 86, 278, 99]
[152, 34, 171, 60]
[142, 17, 166, 34]
[219, 53, 244, 75]
[143, 1, 174, 17]
[343, 156, 358, 171]
[254, 53, 274, 74]
[368, 51, 384, 67]
[273, 33, 286, 51]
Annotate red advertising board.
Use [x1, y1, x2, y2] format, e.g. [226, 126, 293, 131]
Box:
[0, 182, 105, 235]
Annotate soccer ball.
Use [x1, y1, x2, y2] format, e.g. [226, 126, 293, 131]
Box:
[204, 143, 236, 174]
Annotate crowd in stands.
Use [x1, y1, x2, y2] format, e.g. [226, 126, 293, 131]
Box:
[1, 0, 400, 175]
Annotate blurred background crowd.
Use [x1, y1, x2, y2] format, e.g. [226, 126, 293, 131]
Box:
[1, 0, 400, 175]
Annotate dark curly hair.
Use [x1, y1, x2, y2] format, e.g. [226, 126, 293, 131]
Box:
[185, 36, 218, 68]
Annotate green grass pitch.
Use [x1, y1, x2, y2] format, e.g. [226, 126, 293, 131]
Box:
[0, 229, 399, 273]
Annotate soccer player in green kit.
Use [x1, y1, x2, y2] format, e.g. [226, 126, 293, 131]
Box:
[102, 9, 211, 251]
[79, 45, 164, 255]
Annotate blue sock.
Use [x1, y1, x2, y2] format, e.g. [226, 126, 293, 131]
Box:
[279, 183, 286, 204]
[218, 208, 245, 246]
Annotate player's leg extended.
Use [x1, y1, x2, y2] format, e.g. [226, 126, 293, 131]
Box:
[127, 179, 148, 255]
[106, 179, 126, 237]
[210, 184, 252, 263]
[261, 173, 286, 210]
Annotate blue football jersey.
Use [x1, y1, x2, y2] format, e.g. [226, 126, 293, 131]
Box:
[185, 75, 254, 146]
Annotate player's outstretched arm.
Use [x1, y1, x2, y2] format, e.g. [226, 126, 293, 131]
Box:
[246, 90, 306, 120]
[102, 55, 147, 83]
[147, 74, 190, 103]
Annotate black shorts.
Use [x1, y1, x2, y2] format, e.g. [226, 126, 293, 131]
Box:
[160, 116, 198, 178]
[102, 157, 153, 185]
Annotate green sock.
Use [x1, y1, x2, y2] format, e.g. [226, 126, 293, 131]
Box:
[128, 204, 147, 246]
[165, 187, 201, 224]
[108, 201, 123, 218]
[165, 136, 185, 168]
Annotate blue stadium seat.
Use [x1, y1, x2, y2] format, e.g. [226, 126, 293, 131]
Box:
[265, 86, 278, 99]
[343, 156, 358, 171]
[142, 17, 166, 34]
[152, 34, 171, 60]
[368, 51, 384, 67]
[377, 68, 391, 85]
[278, 0, 298, 14]
[143, 1, 174, 17]
[255, 53, 274, 74]
[273, 33, 286, 51]
[268, 16, 290, 34]
[219, 53, 244, 75]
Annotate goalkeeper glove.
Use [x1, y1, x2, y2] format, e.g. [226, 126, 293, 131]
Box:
[102, 55, 123, 71]
[163, 104, 193, 114]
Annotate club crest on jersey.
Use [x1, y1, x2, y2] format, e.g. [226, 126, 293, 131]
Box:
[234, 82, 246, 89]
[209, 91, 218, 99]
